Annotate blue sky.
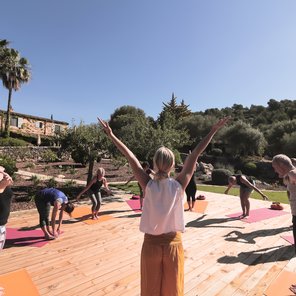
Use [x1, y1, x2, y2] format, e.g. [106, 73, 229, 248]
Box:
[1, 0, 296, 125]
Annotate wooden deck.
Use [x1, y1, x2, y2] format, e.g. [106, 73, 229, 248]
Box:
[1, 189, 296, 296]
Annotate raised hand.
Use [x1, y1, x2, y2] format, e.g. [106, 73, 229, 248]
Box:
[211, 117, 230, 132]
[97, 117, 112, 136]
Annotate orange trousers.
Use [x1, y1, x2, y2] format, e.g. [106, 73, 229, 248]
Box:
[141, 232, 184, 296]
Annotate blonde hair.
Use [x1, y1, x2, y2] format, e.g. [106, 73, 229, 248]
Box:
[97, 167, 105, 176]
[153, 147, 175, 180]
[272, 154, 293, 168]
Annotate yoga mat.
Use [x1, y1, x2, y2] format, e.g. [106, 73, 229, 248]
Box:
[83, 214, 114, 225]
[0, 269, 39, 295]
[5, 228, 49, 248]
[226, 208, 289, 223]
[71, 206, 92, 219]
[184, 200, 208, 213]
[126, 199, 142, 213]
[70, 206, 114, 224]
[264, 270, 296, 296]
[281, 235, 295, 245]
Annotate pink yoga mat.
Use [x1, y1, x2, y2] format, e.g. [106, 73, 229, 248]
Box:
[226, 208, 289, 223]
[281, 235, 294, 245]
[5, 228, 51, 248]
[126, 199, 142, 213]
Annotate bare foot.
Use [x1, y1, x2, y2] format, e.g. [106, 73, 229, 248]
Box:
[45, 234, 55, 241]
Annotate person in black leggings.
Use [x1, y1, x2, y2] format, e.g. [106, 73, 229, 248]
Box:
[76, 168, 112, 219]
[35, 188, 74, 240]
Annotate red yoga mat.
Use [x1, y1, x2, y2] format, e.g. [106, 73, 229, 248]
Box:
[126, 199, 142, 213]
[5, 228, 51, 248]
[226, 208, 289, 223]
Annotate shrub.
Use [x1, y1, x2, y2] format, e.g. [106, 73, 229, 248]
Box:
[63, 180, 76, 188]
[0, 155, 17, 176]
[31, 175, 41, 186]
[0, 137, 30, 146]
[47, 177, 58, 188]
[211, 168, 232, 185]
[210, 148, 223, 156]
[242, 161, 257, 176]
[41, 150, 58, 163]
[25, 163, 36, 169]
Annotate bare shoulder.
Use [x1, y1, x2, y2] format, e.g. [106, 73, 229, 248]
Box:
[288, 169, 296, 183]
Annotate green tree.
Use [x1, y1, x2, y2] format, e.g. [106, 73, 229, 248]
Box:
[265, 119, 296, 156]
[281, 132, 296, 157]
[59, 123, 108, 184]
[108, 105, 190, 164]
[158, 93, 191, 126]
[0, 45, 31, 137]
[222, 121, 267, 157]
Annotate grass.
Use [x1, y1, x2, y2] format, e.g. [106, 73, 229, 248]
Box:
[112, 182, 289, 204]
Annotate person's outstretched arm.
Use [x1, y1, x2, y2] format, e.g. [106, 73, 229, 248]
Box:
[98, 118, 150, 191]
[224, 183, 233, 194]
[240, 176, 269, 200]
[76, 177, 96, 201]
[177, 118, 229, 189]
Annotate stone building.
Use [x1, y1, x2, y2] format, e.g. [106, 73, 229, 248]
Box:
[0, 110, 69, 137]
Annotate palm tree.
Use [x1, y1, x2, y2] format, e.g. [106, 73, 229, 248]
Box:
[0, 47, 31, 137]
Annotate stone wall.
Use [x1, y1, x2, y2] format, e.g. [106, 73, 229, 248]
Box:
[0, 146, 71, 162]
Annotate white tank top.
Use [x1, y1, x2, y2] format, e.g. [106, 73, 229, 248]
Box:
[139, 178, 185, 235]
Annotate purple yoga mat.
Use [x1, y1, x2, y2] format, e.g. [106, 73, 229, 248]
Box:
[281, 235, 294, 245]
[6, 228, 53, 248]
[126, 199, 142, 213]
[226, 208, 289, 223]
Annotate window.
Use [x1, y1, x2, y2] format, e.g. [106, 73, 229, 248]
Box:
[10, 117, 18, 127]
[54, 125, 61, 133]
[10, 117, 23, 128]
[35, 121, 43, 129]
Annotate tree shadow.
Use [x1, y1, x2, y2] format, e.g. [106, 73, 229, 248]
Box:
[223, 226, 293, 244]
[186, 214, 244, 229]
[217, 245, 294, 265]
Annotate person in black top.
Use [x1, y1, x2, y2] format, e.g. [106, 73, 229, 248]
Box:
[224, 174, 269, 218]
[0, 167, 13, 250]
[76, 167, 112, 219]
[185, 169, 197, 211]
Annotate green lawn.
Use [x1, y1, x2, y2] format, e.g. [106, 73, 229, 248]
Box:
[112, 182, 289, 204]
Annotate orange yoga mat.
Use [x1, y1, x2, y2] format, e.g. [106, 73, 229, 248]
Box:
[184, 200, 208, 213]
[264, 270, 296, 296]
[71, 206, 92, 219]
[70, 206, 114, 224]
[0, 269, 39, 295]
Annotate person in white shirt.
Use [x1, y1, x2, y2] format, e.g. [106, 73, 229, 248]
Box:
[98, 117, 228, 296]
